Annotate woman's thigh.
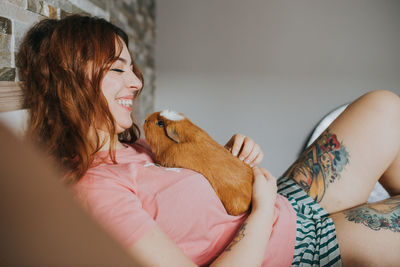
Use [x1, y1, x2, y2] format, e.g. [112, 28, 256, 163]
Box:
[283, 90, 400, 213]
[330, 195, 400, 266]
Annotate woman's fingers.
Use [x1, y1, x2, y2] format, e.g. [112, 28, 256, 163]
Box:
[230, 134, 246, 157]
[252, 166, 264, 179]
[234, 135, 263, 166]
[243, 144, 264, 167]
[253, 167, 275, 183]
[238, 136, 254, 160]
[252, 150, 264, 166]
[251, 167, 277, 211]
[258, 167, 275, 182]
[225, 133, 264, 166]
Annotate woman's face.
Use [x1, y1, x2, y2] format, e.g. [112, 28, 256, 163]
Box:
[101, 39, 142, 133]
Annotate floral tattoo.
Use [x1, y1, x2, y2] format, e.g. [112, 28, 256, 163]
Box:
[225, 223, 247, 251]
[344, 195, 400, 233]
[284, 128, 350, 203]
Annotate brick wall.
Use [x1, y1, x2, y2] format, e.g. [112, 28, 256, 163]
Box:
[0, 0, 155, 126]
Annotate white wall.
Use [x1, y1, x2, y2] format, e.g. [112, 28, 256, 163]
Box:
[155, 0, 400, 176]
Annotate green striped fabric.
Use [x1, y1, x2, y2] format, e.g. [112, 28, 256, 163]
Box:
[277, 177, 342, 267]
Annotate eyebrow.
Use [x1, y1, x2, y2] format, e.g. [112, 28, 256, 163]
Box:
[116, 57, 133, 66]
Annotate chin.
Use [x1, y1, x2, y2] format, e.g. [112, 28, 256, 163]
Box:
[117, 122, 133, 133]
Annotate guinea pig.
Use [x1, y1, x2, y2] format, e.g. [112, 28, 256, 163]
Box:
[143, 109, 253, 216]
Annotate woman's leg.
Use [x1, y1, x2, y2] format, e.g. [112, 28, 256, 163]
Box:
[380, 150, 400, 196]
[330, 196, 400, 266]
[284, 90, 400, 213]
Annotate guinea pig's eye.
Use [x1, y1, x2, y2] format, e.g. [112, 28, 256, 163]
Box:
[156, 120, 165, 127]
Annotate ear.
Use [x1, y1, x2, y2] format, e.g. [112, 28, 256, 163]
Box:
[165, 125, 180, 143]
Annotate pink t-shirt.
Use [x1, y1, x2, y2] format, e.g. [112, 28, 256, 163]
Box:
[73, 140, 297, 266]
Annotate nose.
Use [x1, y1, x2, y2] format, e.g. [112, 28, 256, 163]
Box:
[125, 70, 143, 92]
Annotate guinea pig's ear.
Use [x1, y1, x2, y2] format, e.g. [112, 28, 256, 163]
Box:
[165, 125, 180, 143]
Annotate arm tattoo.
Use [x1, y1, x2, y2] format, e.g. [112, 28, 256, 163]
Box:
[283, 128, 350, 203]
[225, 222, 247, 251]
[344, 195, 400, 233]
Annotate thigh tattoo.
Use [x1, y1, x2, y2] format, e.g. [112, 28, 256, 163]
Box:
[283, 128, 350, 203]
[344, 196, 400, 233]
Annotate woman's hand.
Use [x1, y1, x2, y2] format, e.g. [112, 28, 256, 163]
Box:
[211, 166, 277, 267]
[251, 167, 277, 212]
[224, 134, 264, 167]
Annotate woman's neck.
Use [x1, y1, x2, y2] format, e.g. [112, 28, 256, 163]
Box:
[95, 129, 126, 151]
[98, 136, 126, 151]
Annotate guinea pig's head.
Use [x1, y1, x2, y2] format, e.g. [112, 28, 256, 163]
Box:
[144, 110, 194, 156]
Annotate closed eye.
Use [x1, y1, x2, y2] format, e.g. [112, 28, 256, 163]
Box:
[111, 68, 124, 73]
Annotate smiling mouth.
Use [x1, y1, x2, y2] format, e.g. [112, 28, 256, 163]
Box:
[117, 98, 133, 110]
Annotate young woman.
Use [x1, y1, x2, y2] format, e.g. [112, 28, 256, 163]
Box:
[18, 15, 400, 266]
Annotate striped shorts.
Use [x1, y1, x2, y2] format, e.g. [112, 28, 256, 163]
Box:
[277, 177, 342, 267]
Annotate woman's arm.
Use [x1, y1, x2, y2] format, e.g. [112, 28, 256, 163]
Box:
[129, 225, 197, 267]
[210, 167, 277, 267]
[128, 167, 277, 267]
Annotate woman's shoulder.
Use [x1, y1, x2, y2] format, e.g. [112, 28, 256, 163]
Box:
[73, 162, 138, 201]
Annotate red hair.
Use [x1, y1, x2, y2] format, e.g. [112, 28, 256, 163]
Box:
[17, 15, 144, 183]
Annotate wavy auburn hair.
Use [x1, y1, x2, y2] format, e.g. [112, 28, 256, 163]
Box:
[17, 15, 144, 183]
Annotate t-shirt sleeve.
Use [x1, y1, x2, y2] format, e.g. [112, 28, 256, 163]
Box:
[74, 175, 156, 249]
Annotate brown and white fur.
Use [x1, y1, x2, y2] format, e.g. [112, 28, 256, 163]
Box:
[143, 110, 253, 216]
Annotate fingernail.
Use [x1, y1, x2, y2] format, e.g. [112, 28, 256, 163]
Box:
[245, 159, 250, 164]
[239, 156, 244, 161]
[233, 150, 238, 156]
[250, 163, 254, 167]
